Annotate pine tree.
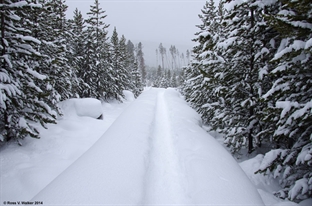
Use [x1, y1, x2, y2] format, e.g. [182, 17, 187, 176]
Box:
[126, 40, 143, 97]
[257, 0, 312, 201]
[182, 0, 225, 132]
[213, 0, 281, 154]
[33, 0, 73, 109]
[0, 0, 56, 144]
[68, 8, 86, 97]
[84, 0, 111, 99]
[110, 28, 127, 100]
[131, 60, 144, 98]
[137, 42, 146, 85]
[46, 0, 73, 101]
[159, 43, 166, 70]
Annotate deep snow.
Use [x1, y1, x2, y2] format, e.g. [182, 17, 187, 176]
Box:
[0, 91, 134, 202]
[30, 88, 263, 205]
[0, 88, 308, 205]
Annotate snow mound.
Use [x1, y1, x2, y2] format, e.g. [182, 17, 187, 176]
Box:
[122, 90, 135, 102]
[58, 98, 103, 119]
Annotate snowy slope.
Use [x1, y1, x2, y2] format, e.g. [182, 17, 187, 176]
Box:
[0, 93, 133, 202]
[32, 88, 264, 205]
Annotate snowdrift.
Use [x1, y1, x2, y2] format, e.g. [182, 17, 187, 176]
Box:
[58, 98, 103, 119]
[32, 88, 264, 205]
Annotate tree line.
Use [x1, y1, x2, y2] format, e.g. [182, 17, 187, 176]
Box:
[145, 43, 191, 88]
[0, 0, 144, 145]
[181, 0, 311, 202]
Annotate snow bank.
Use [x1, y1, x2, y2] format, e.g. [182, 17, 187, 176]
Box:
[31, 89, 160, 204]
[58, 98, 103, 119]
[164, 88, 264, 205]
[0, 96, 133, 201]
[122, 90, 135, 102]
[239, 155, 303, 206]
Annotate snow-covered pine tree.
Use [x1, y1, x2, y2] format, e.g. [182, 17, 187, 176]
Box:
[215, 0, 280, 154]
[181, 0, 225, 130]
[84, 0, 112, 99]
[67, 8, 87, 97]
[257, 0, 312, 201]
[109, 28, 127, 101]
[0, 0, 56, 145]
[125, 40, 143, 97]
[32, 0, 73, 109]
[131, 60, 144, 98]
[158, 43, 166, 70]
[136, 42, 146, 85]
[153, 65, 163, 88]
[46, 0, 73, 100]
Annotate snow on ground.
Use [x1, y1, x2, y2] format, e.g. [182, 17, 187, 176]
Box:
[57, 97, 103, 119]
[30, 88, 264, 205]
[0, 91, 134, 202]
[1, 88, 306, 205]
[240, 155, 299, 206]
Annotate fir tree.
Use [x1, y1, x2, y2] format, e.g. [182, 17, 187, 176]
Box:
[84, 0, 111, 99]
[137, 42, 146, 85]
[0, 0, 56, 144]
[68, 8, 86, 97]
[110, 28, 127, 100]
[126, 40, 143, 97]
[257, 0, 312, 201]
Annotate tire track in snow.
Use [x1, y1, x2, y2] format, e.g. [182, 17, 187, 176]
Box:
[142, 89, 192, 205]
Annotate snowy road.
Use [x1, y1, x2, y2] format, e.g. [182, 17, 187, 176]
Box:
[143, 91, 191, 204]
[32, 88, 265, 205]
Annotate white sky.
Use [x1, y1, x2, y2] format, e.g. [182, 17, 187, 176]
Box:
[66, 0, 208, 67]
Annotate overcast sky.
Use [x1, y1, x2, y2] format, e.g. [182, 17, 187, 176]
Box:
[66, 0, 208, 66]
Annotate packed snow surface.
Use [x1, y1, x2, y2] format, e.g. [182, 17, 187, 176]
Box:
[31, 88, 264, 205]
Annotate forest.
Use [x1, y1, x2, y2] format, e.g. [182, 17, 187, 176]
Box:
[1, 0, 311, 203]
[0, 0, 147, 145]
[181, 0, 311, 202]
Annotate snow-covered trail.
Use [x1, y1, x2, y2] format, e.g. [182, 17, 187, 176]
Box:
[31, 88, 265, 205]
[143, 91, 191, 204]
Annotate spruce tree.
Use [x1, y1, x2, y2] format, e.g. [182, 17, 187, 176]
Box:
[182, 0, 225, 132]
[84, 0, 111, 99]
[124, 39, 143, 97]
[0, 0, 56, 144]
[68, 8, 86, 97]
[213, 0, 280, 154]
[257, 0, 312, 201]
[45, 0, 73, 101]
[110, 28, 127, 100]
[137, 42, 146, 85]
[33, 0, 73, 109]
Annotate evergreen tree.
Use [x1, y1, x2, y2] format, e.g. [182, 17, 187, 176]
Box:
[159, 43, 166, 70]
[182, 0, 225, 133]
[84, 0, 111, 99]
[45, 0, 73, 101]
[137, 42, 146, 85]
[211, 0, 280, 154]
[110, 28, 127, 100]
[126, 40, 143, 97]
[131, 60, 144, 98]
[257, 0, 312, 201]
[0, 0, 56, 144]
[68, 8, 86, 97]
[33, 0, 73, 109]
